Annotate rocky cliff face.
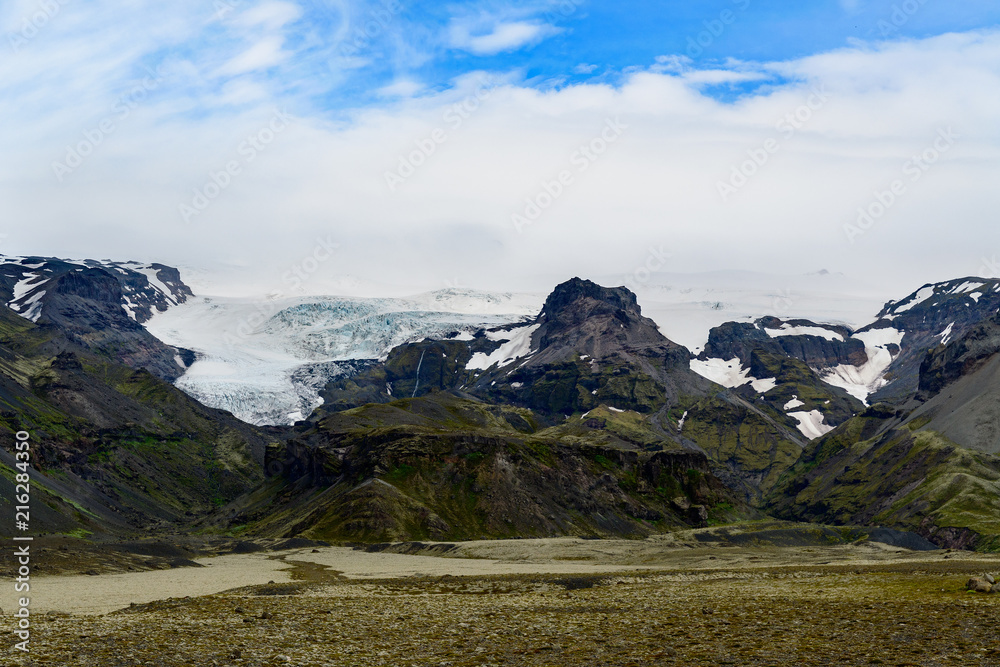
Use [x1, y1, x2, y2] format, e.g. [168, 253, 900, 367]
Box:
[703, 317, 866, 370]
[0, 256, 195, 381]
[532, 278, 670, 358]
[919, 311, 1000, 395]
[466, 278, 704, 416]
[0, 255, 193, 324]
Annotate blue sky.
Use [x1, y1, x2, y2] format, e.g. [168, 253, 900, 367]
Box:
[213, 0, 1000, 111]
[1, 1, 999, 298]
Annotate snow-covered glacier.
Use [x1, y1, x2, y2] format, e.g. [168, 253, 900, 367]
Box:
[146, 289, 543, 425]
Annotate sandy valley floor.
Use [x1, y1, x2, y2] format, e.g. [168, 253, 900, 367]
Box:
[5, 527, 1000, 666]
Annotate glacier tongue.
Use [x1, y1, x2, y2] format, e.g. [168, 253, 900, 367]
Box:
[145, 290, 542, 426]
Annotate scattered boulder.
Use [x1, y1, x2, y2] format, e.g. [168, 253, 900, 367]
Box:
[985, 574, 995, 585]
[966, 577, 993, 593]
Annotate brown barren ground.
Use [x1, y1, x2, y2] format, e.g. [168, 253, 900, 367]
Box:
[5, 531, 1000, 666]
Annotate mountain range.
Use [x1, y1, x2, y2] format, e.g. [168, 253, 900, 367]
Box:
[0, 254, 997, 551]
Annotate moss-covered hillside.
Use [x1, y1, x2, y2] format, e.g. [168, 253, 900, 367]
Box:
[206, 393, 753, 542]
[0, 306, 270, 537]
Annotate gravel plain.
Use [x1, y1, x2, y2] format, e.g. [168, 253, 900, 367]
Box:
[5, 532, 1000, 666]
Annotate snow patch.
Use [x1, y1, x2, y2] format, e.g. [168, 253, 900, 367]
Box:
[750, 377, 778, 393]
[788, 410, 834, 440]
[820, 326, 904, 404]
[783, 396, 805, 411]
[11, 273, 43, 301]
[893, 286, 935, 313]
[938, 322, 955, 345]
[690, 357, 750, 388]
[466, 324, 540, 371]
[13, 290, 47, 322]
[690, 358, 776, 394]
[764, 324, 844, 342]
[950, 280, 983, 296]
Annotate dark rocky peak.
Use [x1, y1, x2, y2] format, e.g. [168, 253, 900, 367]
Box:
[0, 256, 194, 382]
[47, 267, 123, 304]
[540, 277, 642, 322]
[535, 278, 669, 355]
[0, 255, 193, 324]
[88, 261, 194, 320]
[878, 277, 1000, 329]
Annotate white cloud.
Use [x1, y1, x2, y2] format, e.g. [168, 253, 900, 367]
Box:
[230, 1, 302, 30]
[681, 69, 770, 85]
[215, 35, 289, 76]
[377, 79, 424, 98]
[2, 18, 999, 300]
[449, 19, 559, 55]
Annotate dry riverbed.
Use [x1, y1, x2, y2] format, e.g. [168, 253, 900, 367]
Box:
[4, 527, 1000, 666]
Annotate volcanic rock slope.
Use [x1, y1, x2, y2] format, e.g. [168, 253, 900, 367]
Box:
[4, 262, 1000, 550]
[219, 279, 841, 541]
[0, 260, 269, 538]
[247, 276, 1000, 547]
[0, 255, 195, 381]
[764, 282, 1000, 549]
